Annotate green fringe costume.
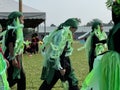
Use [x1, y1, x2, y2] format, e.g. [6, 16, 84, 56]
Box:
[3, 12, 24, 79]
[0, 25, 10, 90]
[2, 11, 26, 90]
[81, 51, 120, 90]
[82, 21, 107, 71]
[41, 26, 74, 81]
[0, 49, 9, 90]
[40, 18, 79, 90]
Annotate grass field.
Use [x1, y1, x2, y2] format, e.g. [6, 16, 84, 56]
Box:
[11, 41, 89, 90]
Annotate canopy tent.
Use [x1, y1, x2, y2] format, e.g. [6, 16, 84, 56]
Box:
[0, 12, 46, 28]
[0, 0, 46, 29]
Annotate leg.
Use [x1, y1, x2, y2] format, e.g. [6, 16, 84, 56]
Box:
[89, 56, 94, 72]
[17, 68, 26, 90]
[7, 62, 17, 87]
[39, 71, 60, 90]
[60, 56, 79, 90]
[36, 43, 39, 53]
[67, 70, 79, 90]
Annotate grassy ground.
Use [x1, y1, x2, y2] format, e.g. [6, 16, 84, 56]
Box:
[11, 41, 89, 90]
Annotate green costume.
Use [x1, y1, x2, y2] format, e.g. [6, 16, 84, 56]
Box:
[81, 51, 120, 90]
[41, 26, 73, 82]
[3, 11, 26, 90]
[4, 12, 24, 79]
[40, 18, 79, 90]
[0, 52, 9, 90]
[84, 21, 107, 71]
[78, 21, 107, 63]
[87, 24, 107, 56]
[0, 25, 10, 90]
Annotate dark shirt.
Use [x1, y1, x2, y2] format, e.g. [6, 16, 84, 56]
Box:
[90, 33, 106, 58]
[113, 28, 120, 53]
[112, 2, 120, 25]
[4, 29, 16, 59]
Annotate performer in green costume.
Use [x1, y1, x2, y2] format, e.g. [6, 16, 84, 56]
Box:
[39, 18, 80, 90]
[0, 25, 10, 90]
[3, 11, 26, 90]
[81, 0, 120, 90]
[85, 20, 107, 72]
[0, 48, 10, 90]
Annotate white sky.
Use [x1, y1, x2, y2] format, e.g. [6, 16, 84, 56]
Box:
[19, 0, 112, 26]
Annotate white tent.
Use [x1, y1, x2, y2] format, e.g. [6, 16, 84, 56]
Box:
[0, 0, 46, 28]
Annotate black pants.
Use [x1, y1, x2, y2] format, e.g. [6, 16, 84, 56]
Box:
[89, 57, 94, 72]
[7, 67, 26, 90]
[39, 70, 79, 90]
[89, 53, 95, 72]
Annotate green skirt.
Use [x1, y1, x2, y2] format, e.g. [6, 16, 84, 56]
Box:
[81, 51, 120, 90]
[0, 72, 10, 90]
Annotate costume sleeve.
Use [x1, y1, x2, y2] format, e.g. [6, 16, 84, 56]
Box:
[50, 30, 66, 70]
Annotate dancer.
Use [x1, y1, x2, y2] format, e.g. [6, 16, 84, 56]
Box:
[39, 18, 80, 90]
[0, 24, 10, 90]
[86, 20, 107, 71]
[3, 11, 26, 90]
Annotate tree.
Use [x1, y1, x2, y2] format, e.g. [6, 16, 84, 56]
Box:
[50, 24, 56, 27]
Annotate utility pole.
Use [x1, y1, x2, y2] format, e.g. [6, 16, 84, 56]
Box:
[19, 0, 22, 12]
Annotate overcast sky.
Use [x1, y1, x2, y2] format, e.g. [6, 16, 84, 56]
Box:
[20, 0, 112, 26]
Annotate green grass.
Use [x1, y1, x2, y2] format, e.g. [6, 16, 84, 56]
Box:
[11, 41, 89, 90]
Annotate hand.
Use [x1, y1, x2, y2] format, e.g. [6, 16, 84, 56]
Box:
[12, 59, 19, 68]
[60, 69, 66, 76]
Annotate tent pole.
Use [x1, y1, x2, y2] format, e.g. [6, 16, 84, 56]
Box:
[19, 0, 22, 12]
[44, 20, 46, 36]
[37, 25, 39, 38]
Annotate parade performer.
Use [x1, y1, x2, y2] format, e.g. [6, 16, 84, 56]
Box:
[85, 20, 107, 72]
[39, 18, 80, 90]
[0, 48, 10, 90]
[3, 11, 26, 90]
[81, 0, 120, 89]
[0, 25, 10, 90]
